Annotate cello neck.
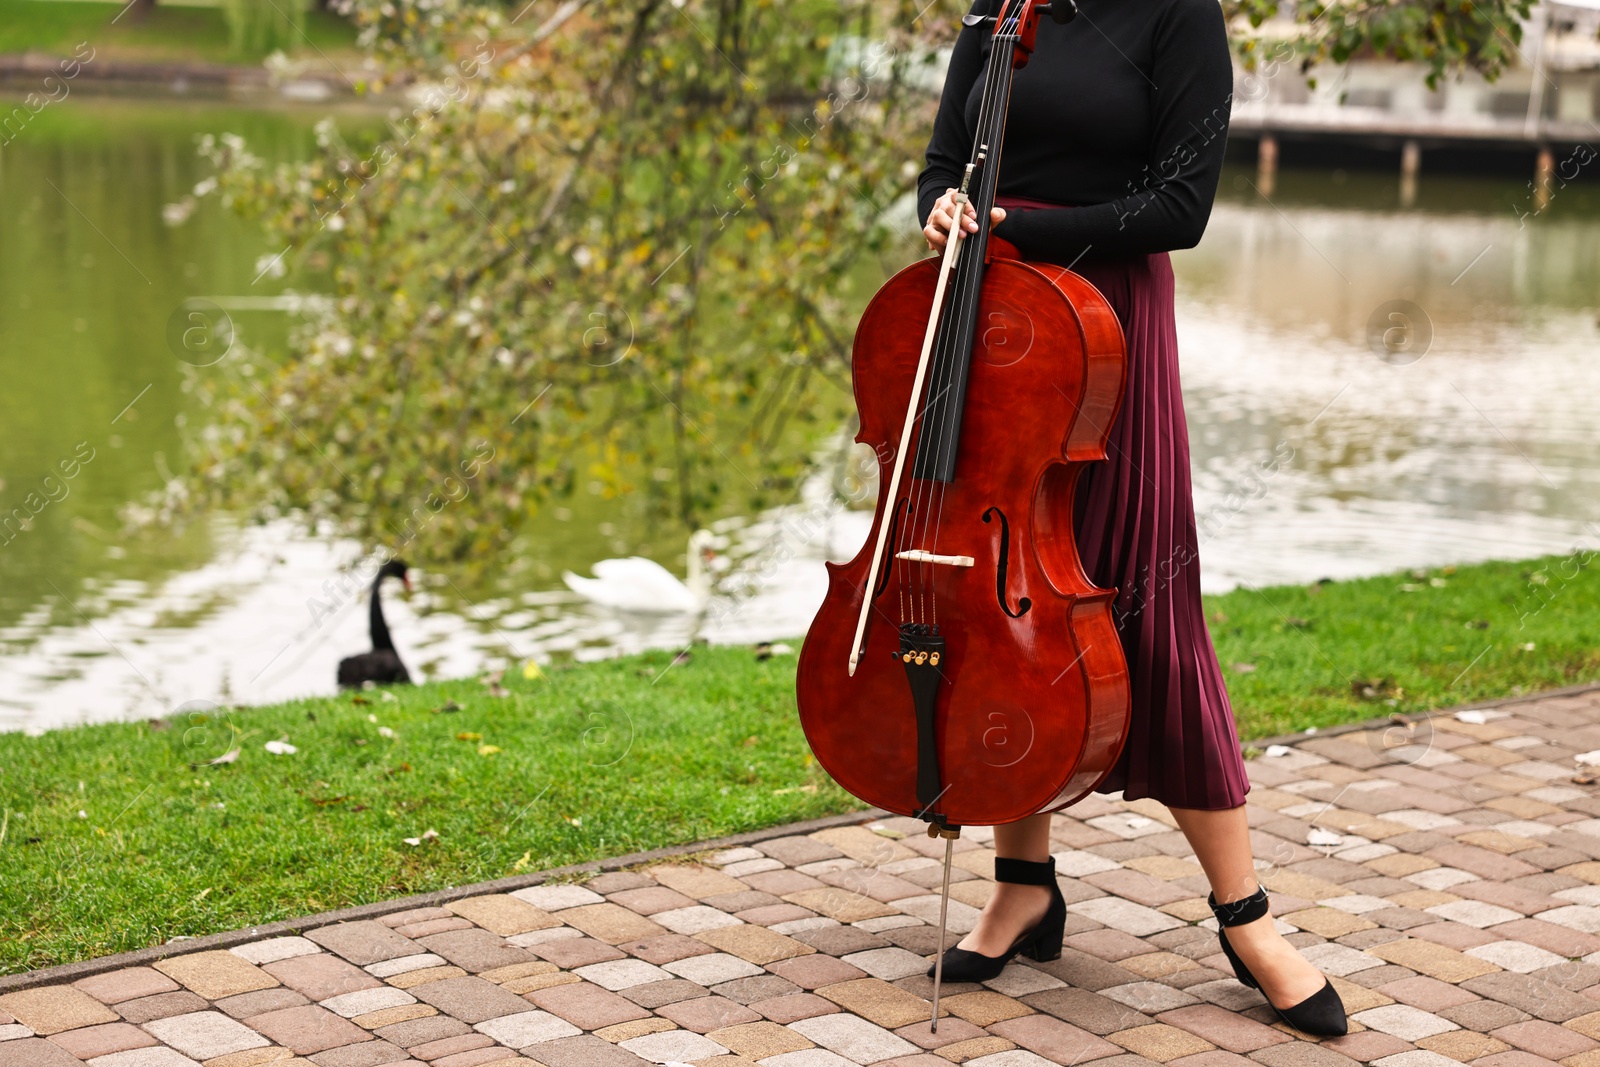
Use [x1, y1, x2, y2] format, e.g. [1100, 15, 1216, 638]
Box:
[910, 2, 1030, 483]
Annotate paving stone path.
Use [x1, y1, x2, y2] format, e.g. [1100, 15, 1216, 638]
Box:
[8, 689, 1600, 1067]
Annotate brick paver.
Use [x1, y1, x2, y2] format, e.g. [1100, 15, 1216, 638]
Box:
[10, 691, 1600, 1064]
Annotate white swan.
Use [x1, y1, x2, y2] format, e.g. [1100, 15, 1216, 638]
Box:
[562, 529, 716, 614]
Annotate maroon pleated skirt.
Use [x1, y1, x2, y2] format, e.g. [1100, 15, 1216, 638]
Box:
[998, 197, 1250, 811]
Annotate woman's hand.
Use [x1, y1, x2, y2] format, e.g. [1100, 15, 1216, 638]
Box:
[925, 188, 1007, 253]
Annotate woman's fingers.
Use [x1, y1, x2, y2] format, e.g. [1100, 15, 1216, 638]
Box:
[925, 192, 1005, 252]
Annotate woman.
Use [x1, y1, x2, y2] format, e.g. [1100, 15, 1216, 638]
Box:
[917, 0, 1347, 1038]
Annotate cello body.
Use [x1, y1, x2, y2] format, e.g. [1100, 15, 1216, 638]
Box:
[795, 254, 1132, 827]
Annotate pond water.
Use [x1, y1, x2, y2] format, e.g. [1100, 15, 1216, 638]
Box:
[2, 96, 1597, 734]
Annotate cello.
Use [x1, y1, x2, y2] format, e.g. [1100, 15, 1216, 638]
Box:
[794, 0, 1131, 1023]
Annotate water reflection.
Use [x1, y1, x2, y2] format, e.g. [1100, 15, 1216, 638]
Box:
[1179, 183, 1600, 591]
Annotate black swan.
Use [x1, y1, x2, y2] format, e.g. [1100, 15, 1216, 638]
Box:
[337, 559, 413, 688]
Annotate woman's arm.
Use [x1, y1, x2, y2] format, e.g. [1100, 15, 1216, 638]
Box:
[993, 0, 1233, 261]
[916, 0, 995, 232]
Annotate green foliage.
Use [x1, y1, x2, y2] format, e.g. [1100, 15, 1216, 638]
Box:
[221, 0, 307, 56]
[1227, 0, 1537, 89]
[162, 0, 952, 574]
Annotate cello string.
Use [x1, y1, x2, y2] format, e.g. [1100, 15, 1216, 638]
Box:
[906, 10, 1014, 621]
[919, 9, 1022, 619]
[908, 37, 992, 630]
[918, 13, 1014, 625]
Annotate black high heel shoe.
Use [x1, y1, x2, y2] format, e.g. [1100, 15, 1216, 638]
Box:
[1210, 885, 1347, 1037]
[926, 856, 1066, 983]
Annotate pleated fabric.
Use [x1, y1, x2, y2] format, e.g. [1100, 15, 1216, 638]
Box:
[997, 196, 1250, 811]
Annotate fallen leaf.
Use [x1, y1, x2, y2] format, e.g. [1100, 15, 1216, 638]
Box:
[1264, 744, 1292, 757]
[265, 739, 297, 755]
[478, 744, 502, 756]
[522, 660, 546, 681]
[208, 748, 241, 766]
[456, 731, 482, 742]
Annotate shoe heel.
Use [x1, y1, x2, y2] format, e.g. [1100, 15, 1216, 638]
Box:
[1021, 882, 1067, 962]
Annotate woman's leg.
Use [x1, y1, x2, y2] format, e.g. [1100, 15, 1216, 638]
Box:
[954, 811, 1054, 956]
[1168, 804, 1328, 1007]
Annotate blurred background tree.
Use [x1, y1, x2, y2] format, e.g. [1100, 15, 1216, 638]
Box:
[220, 0, 307, 56]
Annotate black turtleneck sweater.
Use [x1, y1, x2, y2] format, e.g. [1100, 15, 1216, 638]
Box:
[917, 0, 1234, 265]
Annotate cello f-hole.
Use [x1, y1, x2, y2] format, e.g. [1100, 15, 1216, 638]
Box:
[874, 497, 910, 600]
[982, 506, 1032, 618]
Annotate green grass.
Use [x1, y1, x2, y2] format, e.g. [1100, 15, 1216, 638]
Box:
[1208, 553, 1600, 739]
[0, 646, 855, 975]
[0, 0, 358, 64]
[2, 551, 1597, 975]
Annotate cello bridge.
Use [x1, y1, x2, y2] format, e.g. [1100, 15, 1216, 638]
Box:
[895, 549, 975, 567]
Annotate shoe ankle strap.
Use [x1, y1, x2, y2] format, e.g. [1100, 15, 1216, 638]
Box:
[994, 856, 1057, 886]
[1208, 884, 1270, 927]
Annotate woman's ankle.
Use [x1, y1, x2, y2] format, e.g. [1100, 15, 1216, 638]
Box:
[959, 882, 1051, 953]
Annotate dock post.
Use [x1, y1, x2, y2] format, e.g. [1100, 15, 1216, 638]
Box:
[1534, 145, 1555, 213]
[1258, 134, 1278, 197]
[1400, 139, 1421, 208]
